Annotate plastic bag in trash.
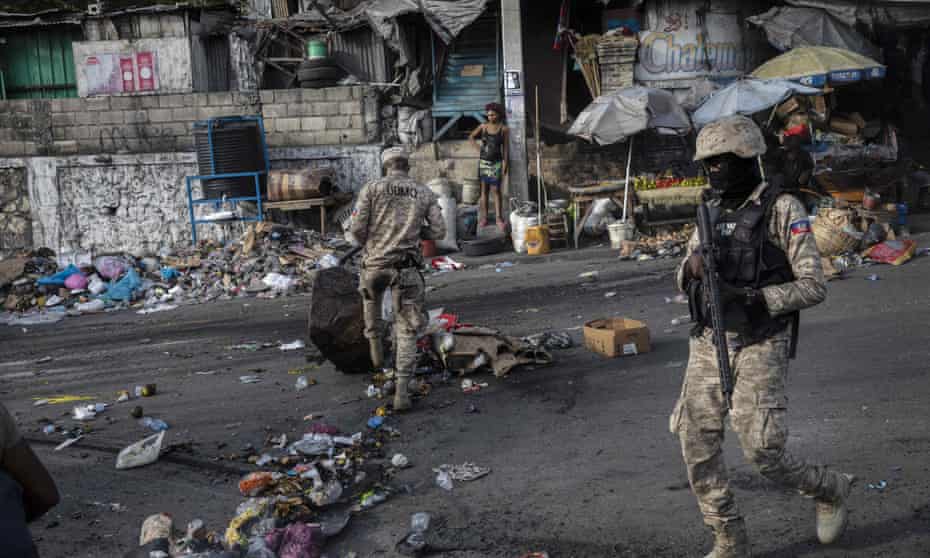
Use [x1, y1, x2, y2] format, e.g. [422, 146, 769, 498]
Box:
[64, 273, 88, 290]
[87, 274, 107, 295]
[95, 256, 129, 280]
[264, 523, 323, 558]
[262, 272, 296, 292]
[318, 254, 340, 269]
[104, 268, 142, 302]
[522, 331, 574, 350]
[290, 434, 334, 456]
[75, 299, 106, 313]
[116, 431, 165, 470]
[36, 264, 80, 286]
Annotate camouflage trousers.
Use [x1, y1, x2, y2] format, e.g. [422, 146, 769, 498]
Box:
[359, 267, 426, 377]
[670, 329, 846, 528]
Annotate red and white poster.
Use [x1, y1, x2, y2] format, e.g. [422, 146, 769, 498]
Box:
[136, 51, 156, 91]
[82, 51, 159, 95]
[120, 56, 135, 92]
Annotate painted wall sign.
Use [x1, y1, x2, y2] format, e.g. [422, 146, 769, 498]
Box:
[634, 1, 767, 87]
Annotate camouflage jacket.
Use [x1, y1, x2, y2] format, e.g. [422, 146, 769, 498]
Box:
[677, 182, 826, 317]
[350, 170, 446, 269]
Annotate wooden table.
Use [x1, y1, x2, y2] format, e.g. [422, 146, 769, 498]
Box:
[568, 181, 630, 249]
[263, 196, 342, 236]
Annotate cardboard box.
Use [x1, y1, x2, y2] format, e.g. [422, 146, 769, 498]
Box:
[849, 112, 867, 129]
[829, 116, 859, 137]
[776, 97, 801, 119]
[584, 318, 651, 358]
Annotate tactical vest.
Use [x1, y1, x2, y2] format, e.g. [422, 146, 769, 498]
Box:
[690, 186, 798, 344]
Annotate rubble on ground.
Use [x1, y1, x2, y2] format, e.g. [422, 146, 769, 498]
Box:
[0, 223, 357, 326]
[619, 224, 694, 260]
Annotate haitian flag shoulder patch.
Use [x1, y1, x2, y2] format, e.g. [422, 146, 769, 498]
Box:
[790, 219, 812, 236]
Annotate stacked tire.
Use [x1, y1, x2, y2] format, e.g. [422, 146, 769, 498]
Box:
[298, 58, 346, 89]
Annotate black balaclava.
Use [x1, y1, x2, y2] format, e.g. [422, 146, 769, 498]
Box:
[704, 153, 758, 207]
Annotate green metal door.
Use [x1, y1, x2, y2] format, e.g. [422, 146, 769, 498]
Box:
[1, 27, 82, 99]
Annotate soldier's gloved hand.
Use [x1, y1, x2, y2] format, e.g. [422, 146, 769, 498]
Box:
[686, 252, 704, 280]
[719, 281, 763, 307]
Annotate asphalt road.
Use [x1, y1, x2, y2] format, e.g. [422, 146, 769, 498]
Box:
[2, 239, 930, 558]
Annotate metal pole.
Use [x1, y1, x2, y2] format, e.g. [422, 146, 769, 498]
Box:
[501, 0, 529, 203]
[622, 135, 634, 222]
[536, 85, 543, 223]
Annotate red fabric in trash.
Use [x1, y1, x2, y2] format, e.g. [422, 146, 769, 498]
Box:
[264, 523, 323, 558]
[783, 124, 808, 138]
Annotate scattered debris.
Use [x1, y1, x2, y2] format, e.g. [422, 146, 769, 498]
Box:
[116, 431, 165, 470]
[2, 226, 356, 325]
[280, 340, 306, 351]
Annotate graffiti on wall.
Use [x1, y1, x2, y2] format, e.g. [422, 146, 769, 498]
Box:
[98, 125, 181, 153]
[56, 161, 199, 254]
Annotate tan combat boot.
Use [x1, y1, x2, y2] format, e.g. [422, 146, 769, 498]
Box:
[816, 473, 855, 544]
[705, 519, 750, 558]
[369, 338, 384, 370]
[393, 374, 412, 412]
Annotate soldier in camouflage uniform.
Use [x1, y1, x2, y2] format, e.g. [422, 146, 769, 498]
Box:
[671, 116, 854, 557]
[350, 147, 446, 411]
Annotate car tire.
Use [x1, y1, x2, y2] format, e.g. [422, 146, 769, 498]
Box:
[298, 58, 334, 71]
[297, 65, 345, 82]
[462, 236, 508, 257]
[300, 79, 341, 89]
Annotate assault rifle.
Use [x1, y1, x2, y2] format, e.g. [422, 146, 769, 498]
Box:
[697, 202, 734, 410]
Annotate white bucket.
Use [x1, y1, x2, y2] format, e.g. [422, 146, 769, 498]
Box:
[608, 222, 635, 249]
[510, 211, 539, 254]
[462, 178, 480, 205]
[427, 177, 454, 198]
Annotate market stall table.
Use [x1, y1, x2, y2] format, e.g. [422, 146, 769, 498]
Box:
[262, 194, 350, 236]
[568, 181, 630, 249]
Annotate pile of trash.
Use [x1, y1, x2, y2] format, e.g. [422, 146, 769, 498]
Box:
[0, 224, 356, 326]
[127, 416, 404, 558]
[811, 206, 919, 277]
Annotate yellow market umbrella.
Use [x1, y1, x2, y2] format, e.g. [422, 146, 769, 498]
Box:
[750, 46, 885, 87]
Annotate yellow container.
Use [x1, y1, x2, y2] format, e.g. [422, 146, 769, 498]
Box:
[525, 225, 551, 256]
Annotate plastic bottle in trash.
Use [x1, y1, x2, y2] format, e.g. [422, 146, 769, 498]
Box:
[140, 417, 169, 432]
[295, 376, 310, 391]
[435, 470, 453, 491]
[406, 512, 432, 550]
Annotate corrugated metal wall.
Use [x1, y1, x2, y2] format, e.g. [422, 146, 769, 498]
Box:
[0, 27, 83, 99]
[191, 33, 232, 92]
[330, 27, 394, 83]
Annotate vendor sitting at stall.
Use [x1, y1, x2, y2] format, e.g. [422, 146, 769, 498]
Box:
[469, 102, 510, 232]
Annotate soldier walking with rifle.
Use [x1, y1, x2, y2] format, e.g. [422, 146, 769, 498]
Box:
[671, 115, 854, 557]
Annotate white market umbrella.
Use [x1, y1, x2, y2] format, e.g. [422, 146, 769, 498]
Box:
[692, 78, 822, 128]
[569, 87, 691, 221]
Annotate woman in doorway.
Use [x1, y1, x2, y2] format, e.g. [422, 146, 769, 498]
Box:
[469, 102, 509, 231]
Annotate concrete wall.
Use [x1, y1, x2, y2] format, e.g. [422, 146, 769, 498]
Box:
[0, 86, 377, 157]
[408, 141, 483, 194]
[0, 86, 382, 257]
[0, 144, 381, 258]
